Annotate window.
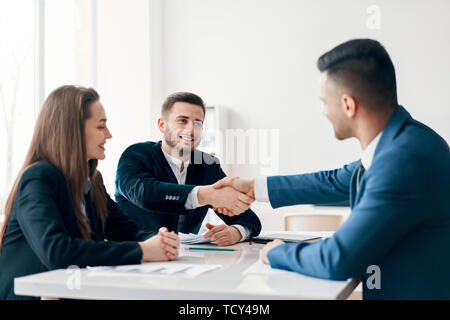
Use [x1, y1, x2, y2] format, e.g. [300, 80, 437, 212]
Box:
[45, 0, 95, 94]
[0, 0, 95, 221]
[0, 1, 35, 219]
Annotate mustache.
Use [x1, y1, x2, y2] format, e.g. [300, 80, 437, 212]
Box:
[168, 132, 197, 140]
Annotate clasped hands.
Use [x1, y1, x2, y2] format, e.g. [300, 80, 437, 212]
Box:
[139, 227, 180, 262]
[197, 177, 255, 216]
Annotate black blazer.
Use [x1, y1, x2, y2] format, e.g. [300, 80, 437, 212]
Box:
[115, 141, 262, 236]
[0, 162, 153, 300]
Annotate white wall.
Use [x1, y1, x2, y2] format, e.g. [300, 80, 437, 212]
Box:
[96, 0, 153, 194]
[91, 0, 450, 229]
[160, 0, 450, 229]
[162, 0, 450, 180]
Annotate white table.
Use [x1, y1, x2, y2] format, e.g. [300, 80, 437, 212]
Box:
[14, 232, 359, 300]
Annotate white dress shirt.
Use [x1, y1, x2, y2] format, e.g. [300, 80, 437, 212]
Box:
[254, 131, 384, 202]
[360, 131, 382, 170]
[161, 148, 249, 241]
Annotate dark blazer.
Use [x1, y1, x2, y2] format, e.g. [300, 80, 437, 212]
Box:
[115, 141, 262, 237]
[0, 162, 153, 300]
[265, 106, 450, 299]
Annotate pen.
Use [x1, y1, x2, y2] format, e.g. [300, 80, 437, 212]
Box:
[188, 247, 237, 252]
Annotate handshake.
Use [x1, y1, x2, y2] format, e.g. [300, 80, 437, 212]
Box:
[197, 177, 256, 216]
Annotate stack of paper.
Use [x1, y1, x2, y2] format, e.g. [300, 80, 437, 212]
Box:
[179, 232, 211, 244]
[87, 262, 221, 277]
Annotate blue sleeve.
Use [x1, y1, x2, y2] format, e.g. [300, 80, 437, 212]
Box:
[212, 166, 262, 237]
[266, 153, 439, 280]
[267, 161, 358, 208]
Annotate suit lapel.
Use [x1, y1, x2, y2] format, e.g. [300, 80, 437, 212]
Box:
[349, 162, 360, 208]
[84, 193, 104, 240]
[155, 143, 205, 232]
[372, 106, 411, 164]
[154, 141, 180, 184]
[186, 149, 204, 185]
[350, 106, 411, 209]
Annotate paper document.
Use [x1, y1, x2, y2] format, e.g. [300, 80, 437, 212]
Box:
[87, 262, 221, 277]
[179, 232, 211, 244]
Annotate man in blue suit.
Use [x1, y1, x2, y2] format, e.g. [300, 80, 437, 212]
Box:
[213, 39, 450, 299]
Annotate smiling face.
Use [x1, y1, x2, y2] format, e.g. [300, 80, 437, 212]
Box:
[158, 101, 204, 158]
[84, 100, 112, 161]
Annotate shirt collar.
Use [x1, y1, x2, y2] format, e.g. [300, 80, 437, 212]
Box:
[361, 131, 383, 170]
[161, 147, 190, 171]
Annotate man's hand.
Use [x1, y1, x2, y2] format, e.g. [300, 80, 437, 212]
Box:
[139, 227, 180, 261]
[213, 177, 255, 198]
[259, 239, 285, 264]
[198, 184, 253, 215]
[203, 223, 242, 246]
[211, 177, 255, 216]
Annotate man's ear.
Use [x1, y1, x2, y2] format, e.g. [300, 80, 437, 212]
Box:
[341, 94, 358, 119]
[157, 117, 165, 133]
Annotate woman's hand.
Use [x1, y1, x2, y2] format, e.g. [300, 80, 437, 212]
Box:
[139, 227, 180, 261]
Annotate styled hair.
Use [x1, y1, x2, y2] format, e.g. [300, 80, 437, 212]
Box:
[0, 85, 108, 252]
[317, 39, 398, 110]
[161, 92, 205, 118]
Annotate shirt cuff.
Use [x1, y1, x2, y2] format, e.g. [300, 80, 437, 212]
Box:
[254, 176, 270, 202]
[232, 224, 250, 242]
[184, 186, 201, 210]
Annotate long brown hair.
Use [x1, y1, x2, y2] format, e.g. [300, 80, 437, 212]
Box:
[0, 85, 108, 252]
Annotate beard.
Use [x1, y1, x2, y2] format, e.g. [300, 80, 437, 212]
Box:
[163, 126, 199, 159]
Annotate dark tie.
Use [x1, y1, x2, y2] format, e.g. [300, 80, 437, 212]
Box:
[356, 163, 365, 193]
[176, 163, 186, 232]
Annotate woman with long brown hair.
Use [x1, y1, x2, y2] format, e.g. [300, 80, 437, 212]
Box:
[0, 85, 180, 299]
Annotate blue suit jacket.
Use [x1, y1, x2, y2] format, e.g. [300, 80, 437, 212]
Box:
[266, 106, 450, 299]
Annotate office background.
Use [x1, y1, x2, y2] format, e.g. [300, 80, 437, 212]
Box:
[1, 0, 449, 230]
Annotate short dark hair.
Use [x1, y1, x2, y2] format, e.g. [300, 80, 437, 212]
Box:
[317, 39, 398, 109]
[161, 92, 205, 118]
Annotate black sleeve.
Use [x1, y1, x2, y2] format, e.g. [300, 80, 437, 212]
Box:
[213, 166, 262, 237]
[104, 192, 156, 242]
[115, 144, 196, 213]
[14, 167, 143, 269]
